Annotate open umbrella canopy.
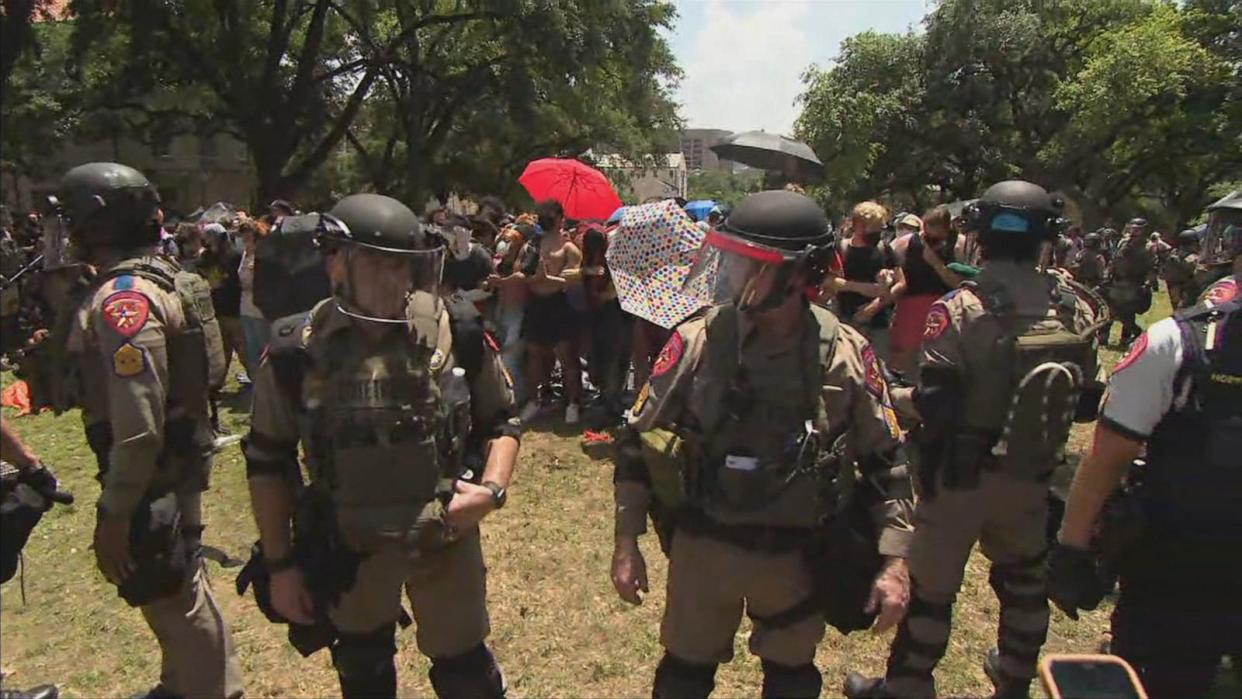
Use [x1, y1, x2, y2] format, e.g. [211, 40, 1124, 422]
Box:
[606, 200, 715, 329]
[519, 158, 623, 221]
[711, 131, 823, 182]
[684, 200, 717, 222]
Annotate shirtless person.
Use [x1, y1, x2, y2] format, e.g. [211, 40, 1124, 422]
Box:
[520, 200, 583, 425]
[885, 206, 967, 373]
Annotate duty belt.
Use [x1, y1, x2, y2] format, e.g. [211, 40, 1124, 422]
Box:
[676, 507, 814, 554]
[328, 417, 434, 448]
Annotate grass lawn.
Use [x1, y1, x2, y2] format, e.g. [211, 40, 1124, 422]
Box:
[1, 289, 1224, 698]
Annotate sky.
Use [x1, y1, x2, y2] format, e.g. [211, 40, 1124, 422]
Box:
[668, 0, 932, 134]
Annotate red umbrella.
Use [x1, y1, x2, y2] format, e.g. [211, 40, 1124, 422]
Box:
[518, 158, 623, 221]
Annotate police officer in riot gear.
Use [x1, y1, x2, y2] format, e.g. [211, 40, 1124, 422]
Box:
[1069, 232, 1108, 288]
[846, 181, 1103, 699]
[33, 163, 243, 698]
[1188, 190, 1241, 307]
[611, 190, 915, 699]
[1102, 218, 1156, 346]
[243, 193, 520, 698]
[1162, 228, 1201, 309]
[1051, 221, 1242, 699]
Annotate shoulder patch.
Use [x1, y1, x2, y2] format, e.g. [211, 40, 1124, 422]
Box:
[651, 332, 685, 379]
[924, 303, 951, 340]
[483, 330, 501, 354]
[101, 290, 151, 337]
[861, 344, 886, 398]
[112, 342, 146, 377]
[430, 348, 447, 372]
[1202, 277, 1237, 306]
[1113, 333, 1148, 374]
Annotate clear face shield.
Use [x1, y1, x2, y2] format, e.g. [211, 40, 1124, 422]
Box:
[320, 214, 445, 326]
[685, 229, 798, 311]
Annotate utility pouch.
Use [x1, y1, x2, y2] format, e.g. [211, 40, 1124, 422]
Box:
[805, 495, 882, 634]
[639, 427, 689, 511]
[118, 492, 190, 607]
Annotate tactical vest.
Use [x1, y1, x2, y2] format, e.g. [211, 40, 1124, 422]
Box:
[685, 303, 843, 529]
[1111, 243, 1154, 284]
[266, 298, 482, 555]
[96, 255, 227, 405]
[960, 274, 1102, 479]
[1142, 301, 1242, 544]
[1163, 251, 1197, 286]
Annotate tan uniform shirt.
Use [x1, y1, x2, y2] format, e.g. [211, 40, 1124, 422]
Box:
[618, 304, 915, 557]
[67, 253, 210, 518]
[920, 261, 1098, 433]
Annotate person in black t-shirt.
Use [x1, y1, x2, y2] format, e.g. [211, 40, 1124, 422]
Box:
[823, 200, 897, 359]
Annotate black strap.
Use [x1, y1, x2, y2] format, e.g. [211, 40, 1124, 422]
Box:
[444, 294, 485, 383]
[748, 594, 820, 630]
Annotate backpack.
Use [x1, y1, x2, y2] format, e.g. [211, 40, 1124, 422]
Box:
[253, 214, 332, 321]
[968, 274, 1104, 478]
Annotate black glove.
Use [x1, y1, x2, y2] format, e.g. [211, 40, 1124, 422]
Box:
[1048, 543, 1106, 620]
[20, 465, 73, 507]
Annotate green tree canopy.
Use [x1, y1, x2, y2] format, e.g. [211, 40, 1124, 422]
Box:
[795, 0, 1241, 228]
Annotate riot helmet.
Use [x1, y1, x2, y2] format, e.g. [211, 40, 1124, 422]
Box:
[1176, 229, 1200, 249]
[52, 162, 161, 251]
[1201, 190, 1242, 266]
[965, 180, 1065, 261]
[317, 193, 443, 325]
[686, 190, 834, 312]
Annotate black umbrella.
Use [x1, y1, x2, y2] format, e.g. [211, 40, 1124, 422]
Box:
[710, 131, 823, 182]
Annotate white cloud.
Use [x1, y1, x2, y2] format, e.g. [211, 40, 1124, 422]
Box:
[675, 0, 814, 134]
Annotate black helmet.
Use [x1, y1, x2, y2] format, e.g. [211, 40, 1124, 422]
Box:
[1127, 217, 1148, 229]
[690, 190, 833, 311]
[318, 193, 445, 325]
[967, 180, 1065, 240]
[1084, 232, 1102, 249]
[717, 190, 833, 253]
[54, 162, 161, 247]
[318, 193, 429, 252]
[1176, 229, 1200, 248]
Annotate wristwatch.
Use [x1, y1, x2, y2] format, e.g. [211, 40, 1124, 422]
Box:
[481, 480, 508, 510]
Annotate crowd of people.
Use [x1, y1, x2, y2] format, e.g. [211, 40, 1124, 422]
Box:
[0, 162, 1239, 699]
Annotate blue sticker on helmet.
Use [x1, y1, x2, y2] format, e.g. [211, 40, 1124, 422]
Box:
[991, 212, 1030, 233]
[114, 275, 135, 290]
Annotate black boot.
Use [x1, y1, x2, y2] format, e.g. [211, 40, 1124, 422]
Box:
[0, 686, 59, 699]
[842, 673, 897, 698]
[652, 653, 716, 699]
[984, 649, 1032, 699]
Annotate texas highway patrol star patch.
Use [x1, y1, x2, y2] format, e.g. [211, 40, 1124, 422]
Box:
[861, 344, 886, 398]
[101, 290, 151, 337]
[112, 343, 146, 377]
[650, 333, 684, 379]
[924, 303, 950, 340]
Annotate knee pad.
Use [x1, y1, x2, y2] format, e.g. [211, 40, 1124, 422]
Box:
[429, 643, 506, 699]
[331, 625, 397, 699]
[653, 653, 717, 699]
[760, 660, 821, 699]
[989, 553, 1048, 604]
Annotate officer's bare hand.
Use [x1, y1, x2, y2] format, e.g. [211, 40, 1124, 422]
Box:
[445, 480, 497, 534]
[611, 536, 649, 605]
[271, 568, 315, 625]
[866, 557, 911, 634]
[93, 516, 134, 585]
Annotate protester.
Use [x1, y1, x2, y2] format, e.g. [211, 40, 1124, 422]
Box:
[441, 214, 495, 293]
[521, 200, 583, 425]
[236, 217, 269, 379]
[886, 206, 964, 373]
[578, 222, 629, 422]
[488, 222, 533, 406]
[824, 200, 897, 358]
